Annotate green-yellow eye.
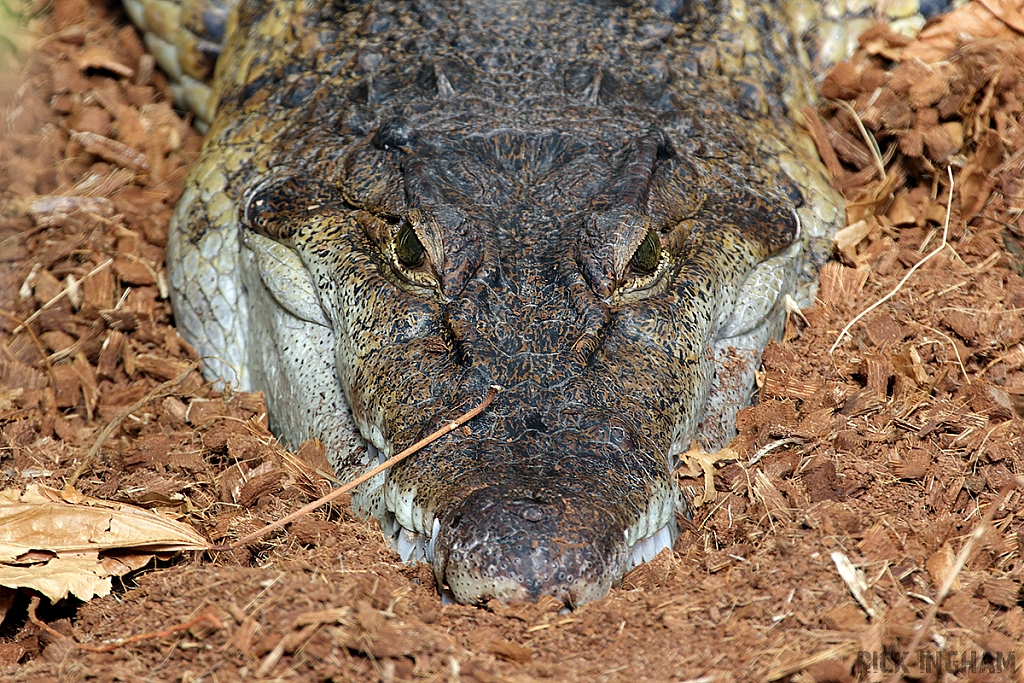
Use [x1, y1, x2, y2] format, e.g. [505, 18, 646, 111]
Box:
[631, 229, 661, 273]
[395, 220, 425, 267]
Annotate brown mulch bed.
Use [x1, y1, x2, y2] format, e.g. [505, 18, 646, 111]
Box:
[1, 0, 1023, 681]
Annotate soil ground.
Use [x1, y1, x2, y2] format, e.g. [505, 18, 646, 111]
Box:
[1, 1, 1024, 681]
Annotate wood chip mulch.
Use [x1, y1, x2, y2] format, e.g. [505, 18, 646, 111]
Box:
[2, 1, 1024, 681]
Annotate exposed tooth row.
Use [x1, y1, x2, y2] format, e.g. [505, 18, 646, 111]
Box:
[627, 521, 675, 569]
[401, 514, 674, 571]
[372, 435, 439, 565]
[625, 485, 678, 547]
[375, 435, 679, 574]
[391, 517, 441, 564]
[427, 518, 439, 563]
[394, 527, 429, 563]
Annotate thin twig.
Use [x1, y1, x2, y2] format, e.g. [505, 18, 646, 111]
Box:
[746, 438, 802, 467]
[830, 167, 955, 355]
[27, 596, 68, 643]
[211, 385, 502, 551]
[0, 307, 55, 385]
[12, 258, 113, 333]
[884, 477, 1023, 683]
[30, 595, 222, 653]
[66, 363, 199, 486]
[831, 551, 879, 619]
[913, 322, 970, 386]
[834, 99, 886, 181]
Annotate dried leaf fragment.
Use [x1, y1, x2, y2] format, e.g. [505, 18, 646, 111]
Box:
[0, 485, 209, 601]
[71, 130, 150, 172]
[76, 45, 134, 78]
[676, 441, 738, 507]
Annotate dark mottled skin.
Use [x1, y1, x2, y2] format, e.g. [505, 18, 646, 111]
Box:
[149, 0, 852, 605]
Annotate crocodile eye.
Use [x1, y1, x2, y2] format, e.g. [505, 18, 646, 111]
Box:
[630, 228, 661, 273]
[395, 220, 425, 267]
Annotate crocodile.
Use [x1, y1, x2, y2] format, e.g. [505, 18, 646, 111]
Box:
[122, 0, 935, 606]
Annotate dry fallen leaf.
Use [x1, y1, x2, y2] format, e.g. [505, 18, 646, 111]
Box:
[677, 441, 738, 507]
[0, 485, 209, 601]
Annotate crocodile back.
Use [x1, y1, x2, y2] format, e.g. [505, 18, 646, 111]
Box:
[124, 0, 951, 129]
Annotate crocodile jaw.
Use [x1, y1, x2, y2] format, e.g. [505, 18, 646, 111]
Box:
[387, 479, 681, 607]
[390, 522, 679, 607]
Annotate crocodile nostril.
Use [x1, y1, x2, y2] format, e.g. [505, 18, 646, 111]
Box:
[514, 500, 558, 522]
[607, 424, 637, 452]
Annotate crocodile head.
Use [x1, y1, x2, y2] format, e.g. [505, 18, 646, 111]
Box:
[166, 0, 843, 606]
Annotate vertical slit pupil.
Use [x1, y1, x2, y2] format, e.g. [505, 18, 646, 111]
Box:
[396, 220, 425, 267]
[631, 229, 661, 273]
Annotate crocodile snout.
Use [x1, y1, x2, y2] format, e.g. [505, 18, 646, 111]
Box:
[432, 486, 629, 607]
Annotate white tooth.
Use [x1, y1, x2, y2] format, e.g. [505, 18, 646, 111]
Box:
[427, 517, 439, 562]
[650, 531, 666, 561]
[642, 535, 656, 564]
[650, 525, 672, 560]
[394, 529, 414, 562]
[412, 532, 426, 562]
[394, 527, 430, 563]
[393, 529, 408, 561]
[627, 537, 644, 568]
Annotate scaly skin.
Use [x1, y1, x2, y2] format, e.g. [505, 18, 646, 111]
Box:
[132, 0, 858, 606]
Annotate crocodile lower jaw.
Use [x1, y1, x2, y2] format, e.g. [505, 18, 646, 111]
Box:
[387, 509, 676, 605]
